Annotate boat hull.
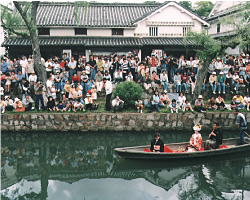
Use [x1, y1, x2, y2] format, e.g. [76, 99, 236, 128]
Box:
[114, 138, 250, 160]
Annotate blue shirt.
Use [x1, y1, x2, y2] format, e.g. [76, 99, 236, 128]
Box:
[1, 61, 7, 73]
[152, 95, 160, 105]
[16, 74, 25, 81]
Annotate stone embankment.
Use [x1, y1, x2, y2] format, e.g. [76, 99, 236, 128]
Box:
[1, 112, 250, 132]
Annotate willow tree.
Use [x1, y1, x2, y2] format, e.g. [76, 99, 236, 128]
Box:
[1, 1, 47, 84]
[185, 31, 222, 103]
[1, 1, 88, 85]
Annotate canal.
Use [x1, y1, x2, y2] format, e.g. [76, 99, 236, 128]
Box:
[1, 131, 250, 200]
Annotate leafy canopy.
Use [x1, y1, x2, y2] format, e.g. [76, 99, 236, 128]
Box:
[112, 81, 143, 108]
[194, 1, 214, 17]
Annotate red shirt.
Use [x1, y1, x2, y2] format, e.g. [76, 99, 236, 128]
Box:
[72, 75, 80, 82]
[60, 61, 65, 68]
[181, 75, 189, 83]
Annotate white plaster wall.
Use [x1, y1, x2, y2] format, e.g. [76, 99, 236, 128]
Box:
[124, 29, 134, 37]
[50, 28, 74, 36]
[225, 45, 241, 56]
[87, 29, 112, 36]
[212, 1, 244, 13]
[0, 26, 5, 57]
[208, 14, 241, 35]
[134, 4, 203, 36]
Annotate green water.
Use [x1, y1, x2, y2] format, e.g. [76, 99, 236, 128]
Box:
[1, 131, 250, 200]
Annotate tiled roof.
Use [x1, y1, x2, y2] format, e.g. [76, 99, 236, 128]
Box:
[2, 37, 196, 47]
[34, 2, 160, 27]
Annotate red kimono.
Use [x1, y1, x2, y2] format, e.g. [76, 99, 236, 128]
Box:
[189, 132, 202, 151]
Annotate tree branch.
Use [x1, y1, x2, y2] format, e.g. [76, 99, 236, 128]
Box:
[13, 1, 32, 31]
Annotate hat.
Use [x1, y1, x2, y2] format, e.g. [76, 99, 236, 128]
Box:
[233, 96, 237, 99]
[193, 124, 202, 131]
[198, 95, 203, 99]
[246, 54, 249, 57]
[82, 71, 86, 73]
[28, 59, 32, 62]
[86, 94, 91, 97]
[82, 56, 86, 58]
[212, 72, 216, 75]
[219, 72, 224, 75]
[4, 96, 9, 100]
[217, 57, 220, 60]
[91, 85, 95, 88]
[14, 98, 20, 102]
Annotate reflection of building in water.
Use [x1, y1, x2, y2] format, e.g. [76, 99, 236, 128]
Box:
[1, 132, 250, 199]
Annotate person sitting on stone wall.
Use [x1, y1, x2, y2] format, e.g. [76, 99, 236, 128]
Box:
[143, 72, 151, 93]
[194, 95, 206, 113]
[74, 98, 84, 112]
[85, 94, 93, 111]
[144, 96, 153, 113]
[112, 96, 124, 113]
[168, 99, 178, 113]
[114, 69, 123, 84]
[47, 96, 56, 111]
[206, 97, 216, 110]
[66, 98, 74, 112]
[160, 92, 170, 106]
[22, 94, 34, 112]
[4, 96, 14, 111]
[182, 99, 194, 113]
[152, 91, 164, 112]
[13, 98, 25, 112]
[57, 101, 66, 112]
[135, 97, 143, 113]
[215, 95, 225, 110]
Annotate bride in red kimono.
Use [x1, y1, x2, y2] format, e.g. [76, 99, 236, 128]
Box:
[187, 124, 203, 151]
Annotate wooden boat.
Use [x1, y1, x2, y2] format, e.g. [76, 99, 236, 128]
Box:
[114, 138, 250, 160]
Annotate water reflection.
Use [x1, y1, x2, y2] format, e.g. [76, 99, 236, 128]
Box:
[1, 132, 250, 200]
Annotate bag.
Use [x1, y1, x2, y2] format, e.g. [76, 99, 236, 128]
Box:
[155, 80, 161, 84]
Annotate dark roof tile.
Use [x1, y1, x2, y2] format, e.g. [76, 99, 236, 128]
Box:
[2, 37, 195, 47]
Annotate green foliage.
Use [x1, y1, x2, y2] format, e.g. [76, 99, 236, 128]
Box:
[1, 4, 29, 37]
[179, 1, 193, 12]
[112, 81, 143, 108]
[218, 2, 250, 51]
[143, 1, 160, 4]
[194, 1, 214, 17]
[186, 31, 222, 60]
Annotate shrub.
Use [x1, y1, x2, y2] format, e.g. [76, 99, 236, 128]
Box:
[112, 81, 143, 108]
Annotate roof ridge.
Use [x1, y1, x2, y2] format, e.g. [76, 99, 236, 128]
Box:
[38, 2, 161, 6]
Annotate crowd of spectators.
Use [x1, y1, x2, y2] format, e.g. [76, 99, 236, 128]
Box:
[0, 50, 249, 113]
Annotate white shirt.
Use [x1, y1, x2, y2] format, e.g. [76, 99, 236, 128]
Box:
[69, 60, 77, 70]
[74, 102, 83, 108]
[244, 96, 250, 103]
[85, 98, 93, 104]
[28, 74, 37, 83]
[160, 73, 168, 82]
[105, 81, 113, 95]
[45, 61, 53, 72]
[178, 96, 186, 106]
[46, 79, 53, 95]
[5, 99, 13, 106]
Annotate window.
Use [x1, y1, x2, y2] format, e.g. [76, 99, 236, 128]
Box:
[149, 27, 158, 36]
[38, 28, 50, 36]
[112, 29, 124, 36]
[183, 27, 191, 36]
[75, 28, 87, 35]
[217, 24, 220, 33]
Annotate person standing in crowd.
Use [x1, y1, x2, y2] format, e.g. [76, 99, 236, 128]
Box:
[68, 57, 77, 83]
[150, 133, 164, 152]
[95, 70, 103, 94]
[234, 108, 247, 145]
[121, 58, 129, 81]
[204, 122, 223, 150]
[104, 78, 112, 111]
[34, 81, 45, 111]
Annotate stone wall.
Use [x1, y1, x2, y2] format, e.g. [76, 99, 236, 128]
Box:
[1, 112, 250, 132]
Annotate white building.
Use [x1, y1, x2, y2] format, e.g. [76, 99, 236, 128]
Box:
[2, 1, 209, 59]
[206, 1, 248, 55]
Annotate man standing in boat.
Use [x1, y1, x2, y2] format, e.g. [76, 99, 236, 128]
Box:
[150, 133, 164, 152]
[234, 108, 247, 145]
[204, 122, 223, 150]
